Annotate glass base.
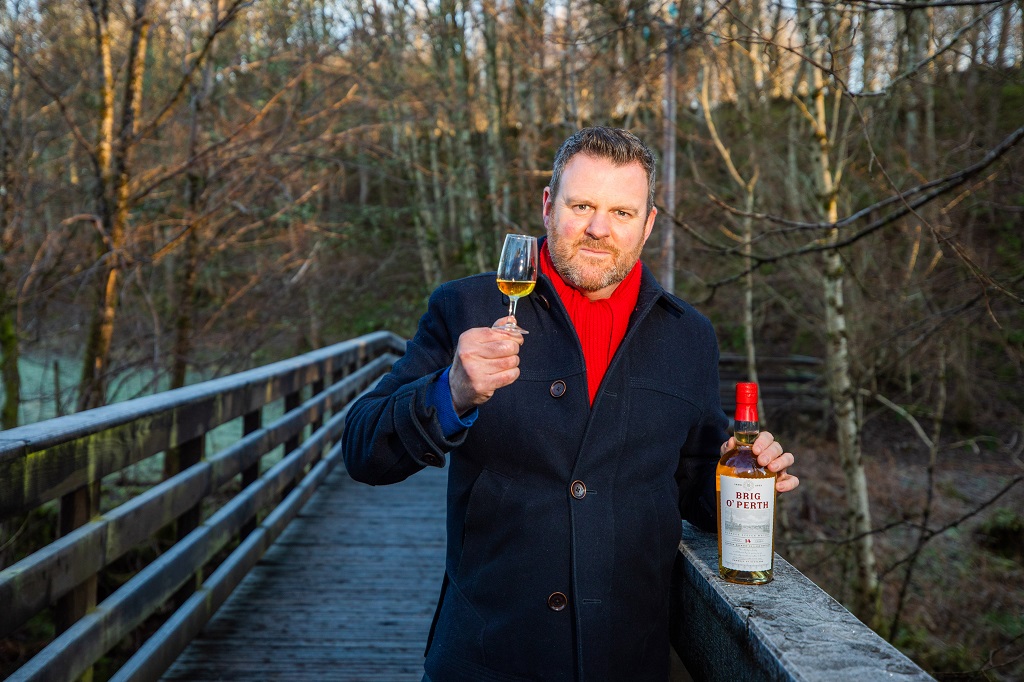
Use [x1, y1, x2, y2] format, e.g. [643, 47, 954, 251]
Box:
[492, 320, 528, 335]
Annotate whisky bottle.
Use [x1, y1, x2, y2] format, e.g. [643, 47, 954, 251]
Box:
[716, 382, 776, 584]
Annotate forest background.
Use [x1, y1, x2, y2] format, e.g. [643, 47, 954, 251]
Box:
[1, 0, 1023, 679]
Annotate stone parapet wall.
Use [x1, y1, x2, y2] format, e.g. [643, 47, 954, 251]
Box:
[671, 522, 935, 681]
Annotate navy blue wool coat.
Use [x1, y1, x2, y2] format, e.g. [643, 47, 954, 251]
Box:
[342, 263, 728, 682]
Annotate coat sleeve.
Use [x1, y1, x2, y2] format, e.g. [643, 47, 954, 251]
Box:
[676, 327, 729, 532]
[342, 284, 470, 485]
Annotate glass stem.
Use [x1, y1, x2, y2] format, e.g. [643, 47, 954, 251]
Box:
[508, 297, 519, 319]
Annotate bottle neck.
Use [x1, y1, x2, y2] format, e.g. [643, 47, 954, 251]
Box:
[734, 419, 759, 445]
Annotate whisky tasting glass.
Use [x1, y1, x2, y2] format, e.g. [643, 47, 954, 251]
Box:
[493, 233, 538, 335]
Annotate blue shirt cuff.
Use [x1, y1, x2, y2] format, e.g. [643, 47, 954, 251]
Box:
[432, 367, 478, 438]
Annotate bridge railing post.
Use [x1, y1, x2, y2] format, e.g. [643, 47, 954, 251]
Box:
[309, 378, 325, 465]
[54, 480, 100, 637]
[240, 408, 262, 538]
[281, 389, 303, 498]
[164, 434, 205, 605]
[169, 436, 205, 538]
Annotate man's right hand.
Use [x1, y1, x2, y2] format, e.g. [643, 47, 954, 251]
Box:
[449, 317, 525, 415]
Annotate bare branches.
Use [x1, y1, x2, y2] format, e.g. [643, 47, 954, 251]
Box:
[134, 0, 250, 143]
[707, 131, 1023, 239]
[701, 124, 1024, 295]
[833, 0, 1010, 9]
[853, 2, 1007, 98]
[0, 34, 95, 158]
[880, 475, 1024, 578]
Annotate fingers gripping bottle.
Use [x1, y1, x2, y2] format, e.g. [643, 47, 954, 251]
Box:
[716, 382, 776, 584]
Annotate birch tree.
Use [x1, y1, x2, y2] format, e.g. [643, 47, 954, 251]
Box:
[795, 0, 881, 625]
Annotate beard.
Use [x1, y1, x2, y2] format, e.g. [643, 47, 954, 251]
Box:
[547, 230, 643, 293]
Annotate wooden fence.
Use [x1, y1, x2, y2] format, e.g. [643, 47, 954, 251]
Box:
[718, 352, 826, 416]
[0, 331, 405, 681]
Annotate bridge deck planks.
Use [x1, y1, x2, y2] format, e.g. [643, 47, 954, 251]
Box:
[162, 464, 447, 681]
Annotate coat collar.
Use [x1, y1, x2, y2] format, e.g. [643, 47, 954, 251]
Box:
[636, 262, 687, 317]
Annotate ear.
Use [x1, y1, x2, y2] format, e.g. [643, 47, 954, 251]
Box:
[641, 206, 657, 245]
[542, 186, 553, 229]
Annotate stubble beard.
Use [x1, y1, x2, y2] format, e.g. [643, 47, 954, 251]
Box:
[547, 230, 643, 294]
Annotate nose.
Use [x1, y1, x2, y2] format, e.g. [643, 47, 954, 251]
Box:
[585, 211, 611, 239]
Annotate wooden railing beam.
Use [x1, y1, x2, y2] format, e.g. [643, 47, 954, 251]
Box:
[0, 342, 401, 656]
[0, 332, 405, 520]
[6, 399, 358, 682]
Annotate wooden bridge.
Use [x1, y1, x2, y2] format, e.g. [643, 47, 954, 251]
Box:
[163, 463, 447, 681]
[0, 333, 930, 681]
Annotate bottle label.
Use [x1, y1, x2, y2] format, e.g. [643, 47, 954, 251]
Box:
[720, 476, 775, 571]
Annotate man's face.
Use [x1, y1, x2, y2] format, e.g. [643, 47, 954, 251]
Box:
[543, 154, 657, 301]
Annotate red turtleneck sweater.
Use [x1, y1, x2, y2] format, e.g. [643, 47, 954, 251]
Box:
[540, 242, 642, 405]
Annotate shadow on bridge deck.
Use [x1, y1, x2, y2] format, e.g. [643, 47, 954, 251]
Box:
[163, 466, 447, 681]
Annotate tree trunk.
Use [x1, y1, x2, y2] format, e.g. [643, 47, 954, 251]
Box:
[78, 0, 151, 411]
[562, 0, 580, 128]
[995, 2, 1012, 68]
[513, 0, 543, 226]
[408, 130, 442, 289]
[785, 56, 807, 214]
[171, 7, 216, 390]
[799, 0, 881, 626]
[481, 0, 507, 246]
[428, 132, 449, 275]
[924, 12, 938, 179]
[860, 8, 874, 91]
[78, 0, 117, 411]
[903, 9, 926, 162]
[171, 225, 200, 389]
[0, 24, 20, 430]
[659, 28, 677, 293]
[0, 270, 18, 430]
[452, 0, 486, 272]
[986, 6, 1008, 144]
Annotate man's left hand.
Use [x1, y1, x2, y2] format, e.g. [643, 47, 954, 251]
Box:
[719, 431, 799, 493]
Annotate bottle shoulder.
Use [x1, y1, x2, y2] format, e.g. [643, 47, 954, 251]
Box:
[717, 445, 774, 477]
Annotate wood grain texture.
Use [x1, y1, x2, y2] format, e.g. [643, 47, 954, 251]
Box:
[161, 464, 447, 681]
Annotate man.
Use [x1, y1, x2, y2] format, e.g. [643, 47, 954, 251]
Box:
[342, 127, 798, 681]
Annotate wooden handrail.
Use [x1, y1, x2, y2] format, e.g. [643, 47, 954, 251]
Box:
[0, 332, 405, 682]
[0, 331, 403, 518]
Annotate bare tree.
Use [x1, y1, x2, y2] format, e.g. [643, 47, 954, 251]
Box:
[0, 0, 24, 430]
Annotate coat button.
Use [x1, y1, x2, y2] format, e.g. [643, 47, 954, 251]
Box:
[549, 380, 566, 398]
[547, 592, 567, 611]
[570, 480, 587, 500]
[422, 453, 442, 467]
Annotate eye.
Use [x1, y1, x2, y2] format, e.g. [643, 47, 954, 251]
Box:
[572, 204, 591, 214]
[616, 210, 631, 218]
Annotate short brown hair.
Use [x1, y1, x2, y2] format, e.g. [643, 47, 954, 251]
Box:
[549, 127, 657, 214]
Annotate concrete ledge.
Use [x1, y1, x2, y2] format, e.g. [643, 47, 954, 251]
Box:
[671, 522, 935, 681]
